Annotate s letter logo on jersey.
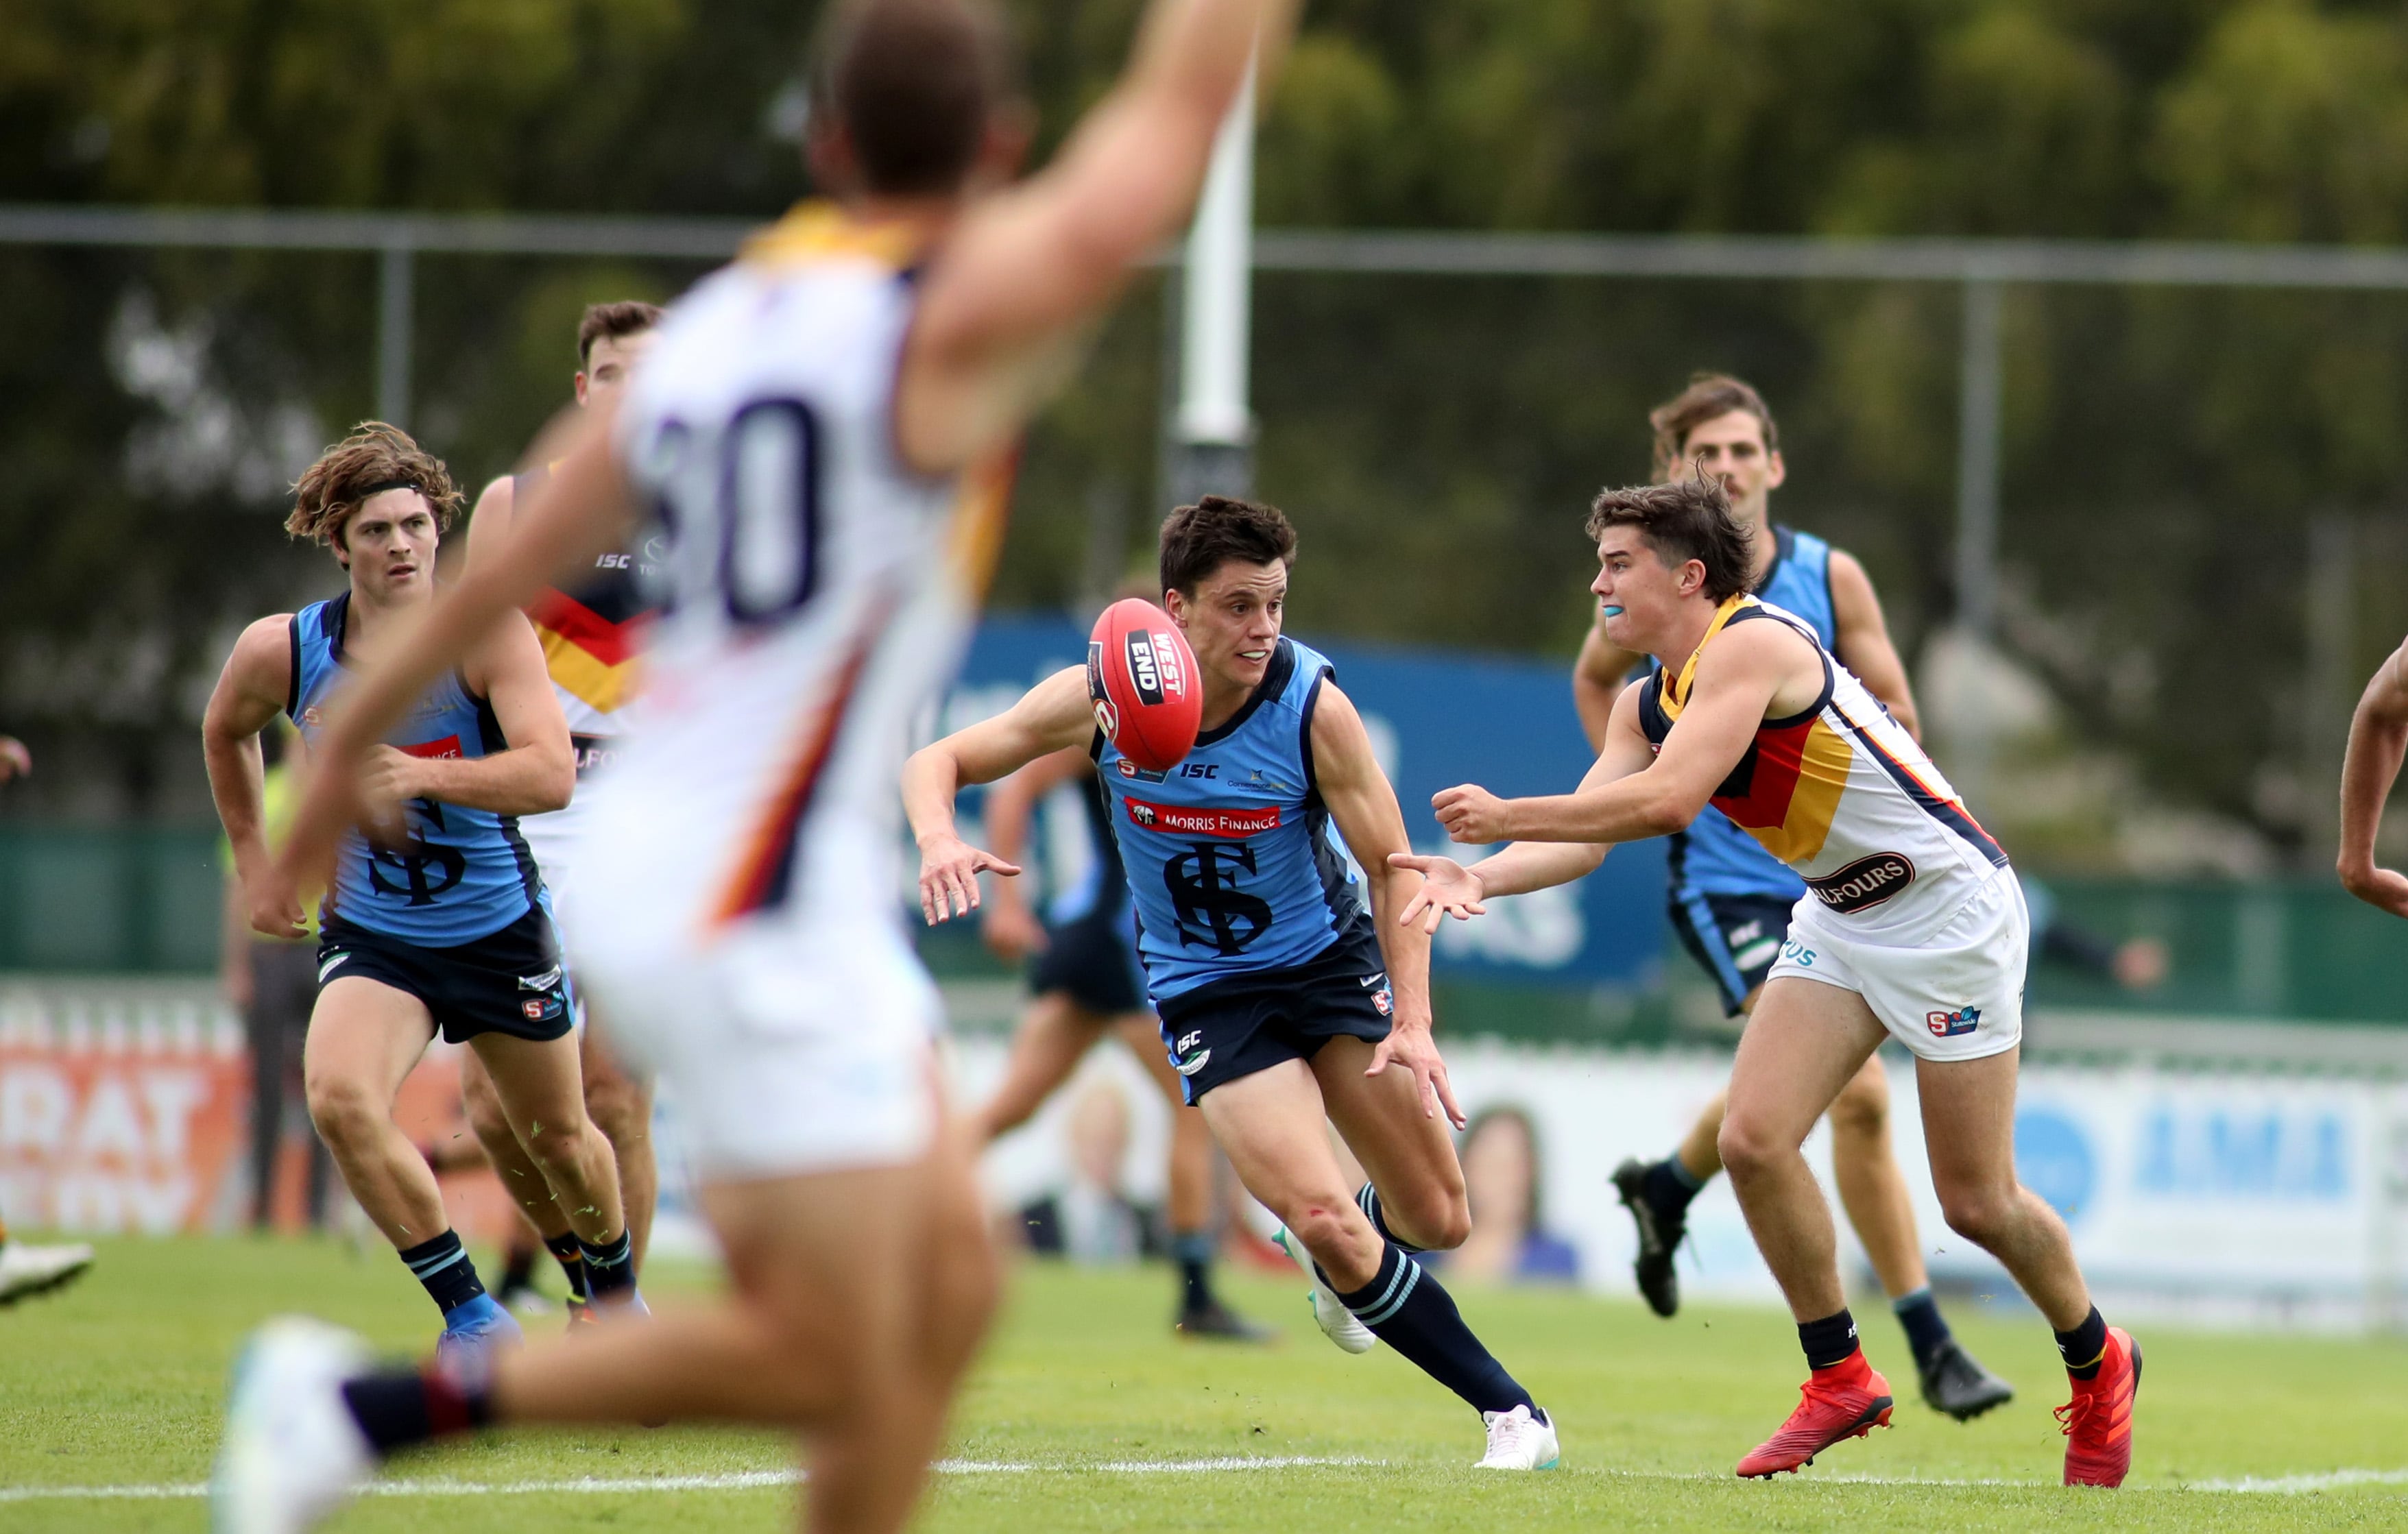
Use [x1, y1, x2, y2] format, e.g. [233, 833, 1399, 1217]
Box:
[1804, 851, 1916, 914]
[1116, 758, 1166, 783]
[1926, 1006, 1982, 1038]
[1164, 841, 1274, 955]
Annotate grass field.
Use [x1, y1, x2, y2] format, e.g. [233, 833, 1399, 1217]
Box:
[4, 1237, 2407, 1531]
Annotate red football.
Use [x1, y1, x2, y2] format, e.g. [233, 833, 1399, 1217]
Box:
[1087, 598, 1202, 772]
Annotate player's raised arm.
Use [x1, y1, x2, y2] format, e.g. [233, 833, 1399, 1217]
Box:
[1308, 682, 1462, 1128]
[901, 664, 1094, 923]
[1394, 683, 1659, 932]
[2339, 635, 2408, 916]
[897, 0, 1297, 472]
[203, 616, 306, 939]
[1827, 549, 1921, 742]
[1436, 621, 1797, 848]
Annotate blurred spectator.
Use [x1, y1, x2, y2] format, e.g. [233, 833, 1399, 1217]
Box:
[2024, 879, 2170, 991]
[1432, 1106, 1578, 1285]
[1015, 1080, 1153, 1265]
[219, 722, 333, 1232]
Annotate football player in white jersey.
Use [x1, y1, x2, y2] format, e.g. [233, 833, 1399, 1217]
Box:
[1395, 477, 2139, 1489]
[213, 3, 1295, 1531]
[459, 300, 664, 1319]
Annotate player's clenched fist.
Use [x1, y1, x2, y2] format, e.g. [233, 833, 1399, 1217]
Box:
[1431, 783, 1513, 844]
[915, 831, 1022, 925]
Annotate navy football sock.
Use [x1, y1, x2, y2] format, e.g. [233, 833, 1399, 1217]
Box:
[397, 1230, 485, 1316]
[578, 1230, 636, 1300]
[543, 1231, 588, 1302]
[1798, 1308, 1862, 1370]
[1172, 1231, 1216, 1312]
[2056, 1305, 2109, 1380]
[1892, 1287, 1953, 1372]
[1329, 1241, 1534, 1417]
[341, 1366, 491, 1457]
[1356, 1184, 1424, 1254]
[1642, 1156, 1705, 1223]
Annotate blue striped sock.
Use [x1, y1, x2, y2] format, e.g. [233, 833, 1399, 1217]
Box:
[1331, 1239, 1532, 1417]
[397, 1230, 485, 1315]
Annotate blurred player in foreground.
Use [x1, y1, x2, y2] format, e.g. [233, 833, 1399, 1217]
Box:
[1399, 478, 2138, 1487]
[211, 1, 1293, 1531]
[0, 734, 98, 1305]
[2338, 631, 2408, 918]
[461, 300, 664, 1321]
[1574, 375, 2010, 1420]
[906, 496, 1559, 1471]
[203, 426, 637, 1367]
[972, 602, 1266, 1341]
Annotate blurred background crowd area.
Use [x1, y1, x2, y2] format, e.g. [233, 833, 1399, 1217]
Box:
[8, 1, 2408, 1013]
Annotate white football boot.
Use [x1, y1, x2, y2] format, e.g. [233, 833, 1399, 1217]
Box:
[212, 1317, 376, 1534]
[1272, 1227, 1377, 1355]
[1477, 1404, 1561, 1470]
[0, 1239, 93, 1305]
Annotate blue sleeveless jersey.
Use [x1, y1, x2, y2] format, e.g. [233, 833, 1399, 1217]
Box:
[1667, 528, 1835, 905]
[288, 594, 547, 945]
[1096, 637, 1373, 1002]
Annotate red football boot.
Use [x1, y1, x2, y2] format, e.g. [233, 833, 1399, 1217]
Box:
[1735, 1351, 1894, 1478]
[2058, 1326, 2141, 1488]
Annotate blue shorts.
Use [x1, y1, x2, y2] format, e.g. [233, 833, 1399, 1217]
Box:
[1151, 935, 1393, 1104]
[317, 906, 573, 1045]
[1667, 891, 1797, 1016]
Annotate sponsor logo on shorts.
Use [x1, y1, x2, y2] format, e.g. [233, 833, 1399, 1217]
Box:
[1926, 1006, 1982, 1038]
[318, 952, 350, 983]
[1120, 797, 1281, 839]
[1779, 938, 1817, 967]
[1173, 1047, 1212, 1078]
[1370, 986, 1393, 1017]
[1804, 851, 1916, 914]
[1176, 1030, 1203, 1054]
[522, 997, 564, 1022]
[516, 965, 563, 992]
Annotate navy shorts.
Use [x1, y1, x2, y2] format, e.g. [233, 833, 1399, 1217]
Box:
[317, 906, 573, 1045]
[1028, 908, 1148, 1017]
[1667, 891, 1798, 1016]
[1153, 934, 1393, 1104]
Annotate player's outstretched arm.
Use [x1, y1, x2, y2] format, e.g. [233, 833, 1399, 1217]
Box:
[202, 616, 305, 939]
[977, 745, 1091, 960]
[460, 474, 516, 572]
[898, 0, 1298, 474]
[1391, 696, 1657, 931]
[902, 666, 1094, 925]
[1310, 683, 1462, 1128]
[2339, 635, 2408, 917]
[276, 413, 633, 896]
[1827, 550, 1921, 742]
[1570, 615, 1642, 753]
[1434, 625, 1792, 847]
[379, 611, 575, 819]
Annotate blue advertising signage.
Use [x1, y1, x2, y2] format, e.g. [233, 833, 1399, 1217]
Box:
[935, 615, 1668, 990]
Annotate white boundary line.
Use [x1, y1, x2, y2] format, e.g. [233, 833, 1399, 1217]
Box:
[5, 1457, 2403, 1503]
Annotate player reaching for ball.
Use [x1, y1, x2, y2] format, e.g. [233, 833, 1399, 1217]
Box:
[1395, 476, 2137, 1487]
[210, 3, 1295, 1532]
[904, 495, 1560, 1472]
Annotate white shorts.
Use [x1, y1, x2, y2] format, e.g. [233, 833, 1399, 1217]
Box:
[1766, 871, 2027, 1062]
[565, 913, 941, 1182]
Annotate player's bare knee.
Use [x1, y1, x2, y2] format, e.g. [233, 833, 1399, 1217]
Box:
[1936, 1184, 2016, 1247]
[1827, 1075, 1888, 1143]
[303, 1073, 382, 1153]
[1393, 1186, 1471, 1252]
[583, 1077, 647, 1148]
[518, 1115, 593, 1175]
[1715, 1112, 1780, 1180]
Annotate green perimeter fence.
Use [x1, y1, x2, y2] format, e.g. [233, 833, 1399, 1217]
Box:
[10, 825, 2406, 1035]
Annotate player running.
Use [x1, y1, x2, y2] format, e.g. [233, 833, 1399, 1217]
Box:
[459, 300, 664, 1319]
[213, 2, 1295, 1531]
[973, 724, 1268, 1340]
[1399, 477, 2136, 1486]
[202, 424, 638, 1364]
[1575, 375, 2010, 1420]
[906, 495, 1560, 1472]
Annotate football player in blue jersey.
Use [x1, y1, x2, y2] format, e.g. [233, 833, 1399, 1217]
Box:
[972, 716, 1271, 1341]
[1572, 375, 2011, 1420]
[203, 424, 638, 1360]
[906, 496, 1558, 1471]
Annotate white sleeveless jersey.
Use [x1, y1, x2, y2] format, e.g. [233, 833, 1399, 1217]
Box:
[1638, 596, 2009, 942]
[581, 204, 1012, 947]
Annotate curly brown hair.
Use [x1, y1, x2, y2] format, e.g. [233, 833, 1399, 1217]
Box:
[1585, 476, 1757, 603]
[286, 422, 462, 552]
